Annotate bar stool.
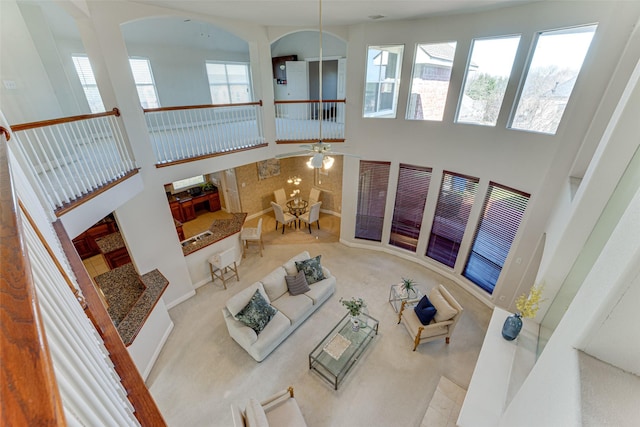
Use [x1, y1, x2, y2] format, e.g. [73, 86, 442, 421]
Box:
[208, 247, 239, 289]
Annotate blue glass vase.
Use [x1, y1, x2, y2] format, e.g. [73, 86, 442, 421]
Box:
[502, 313, 523, 341]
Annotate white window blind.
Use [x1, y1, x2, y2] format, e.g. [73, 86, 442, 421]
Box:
[427, 171, 479, 267]
[463, 182, 530, 293]
[129, 58, 159, 109]
[389, 164, 432, 252]
[72, 55, 106, 113]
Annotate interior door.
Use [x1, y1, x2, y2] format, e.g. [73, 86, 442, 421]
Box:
[285, 61, 309, 119]
[223, 168, 242, 213]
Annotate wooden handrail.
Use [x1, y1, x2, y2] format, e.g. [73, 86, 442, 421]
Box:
[53, 222, 167, 426]
[275, 99, 346, 104]
[10, 108, 120, 132]
[143, 100, 262, 113]
[0, 125, 10, 140]
[0, 126, 66, 425]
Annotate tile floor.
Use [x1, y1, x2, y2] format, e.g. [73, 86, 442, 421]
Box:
[82, 254, 109, 279]
[420, 376, 467, 427]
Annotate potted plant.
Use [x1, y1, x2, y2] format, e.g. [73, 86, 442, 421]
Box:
[340, 297, 366, 331]
[400, 277, 417, 298]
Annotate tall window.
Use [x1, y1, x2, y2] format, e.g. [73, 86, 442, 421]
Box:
[389, 164, 432, 252]
[427, 172, 479, 267]
[72, 55, 105, 113]
[406, 42, 457, 121]
[129, 58, 159, 108]
[363, 45, 404, 118]
[206, 62, 252, 104]
[510, 24, 597, 134]
[355, 161, 391, 242]
[463, 183, 530, 294]
[456, 35, 521, 126]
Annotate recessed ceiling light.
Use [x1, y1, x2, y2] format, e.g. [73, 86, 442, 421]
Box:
[368, 15, 386, 20]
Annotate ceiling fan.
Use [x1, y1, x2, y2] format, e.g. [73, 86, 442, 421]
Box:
[275, 0, 358, 169]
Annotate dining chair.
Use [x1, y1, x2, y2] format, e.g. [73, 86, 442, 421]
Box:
[298, 201, 322, 233]
[271, 201, 296, 233]
[240, 218, 263, 257]
[274, 188, 287, 208]
[309, 188, 321, 205]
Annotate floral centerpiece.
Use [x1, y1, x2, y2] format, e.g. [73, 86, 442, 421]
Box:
[340, 297, 365, 317]
[515, 283, 545, 318]
[502, 283, 545, 341]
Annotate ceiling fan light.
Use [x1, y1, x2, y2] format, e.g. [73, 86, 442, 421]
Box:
[311, 153, 324, 168]
[307, 157, 314, 168]
[323, 155, 334, 169]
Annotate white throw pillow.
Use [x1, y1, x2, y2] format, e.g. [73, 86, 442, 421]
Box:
[245, 398, 269, 427]
[429, 287, 458, 323]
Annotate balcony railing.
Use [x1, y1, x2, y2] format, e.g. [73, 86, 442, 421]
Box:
[143, 101, 266, 166]
[275, 99, 346, 143]
[8, 108, 138, 214]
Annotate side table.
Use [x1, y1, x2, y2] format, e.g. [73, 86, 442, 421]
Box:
[388, 283, 424, 313]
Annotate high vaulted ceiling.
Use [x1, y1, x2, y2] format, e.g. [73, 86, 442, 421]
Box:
[130, 0, 538, 27]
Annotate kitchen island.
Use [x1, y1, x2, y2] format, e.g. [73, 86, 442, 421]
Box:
[181, 212, 247, 288]
[94, 263, 169, 346]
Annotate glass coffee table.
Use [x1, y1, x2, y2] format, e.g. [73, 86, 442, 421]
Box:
[309, 312, 379, 390]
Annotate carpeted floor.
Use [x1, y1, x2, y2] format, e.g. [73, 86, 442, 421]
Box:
[146, 240, 492, 427]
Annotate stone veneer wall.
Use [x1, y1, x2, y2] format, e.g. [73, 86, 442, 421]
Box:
[235, 156, 343, 216]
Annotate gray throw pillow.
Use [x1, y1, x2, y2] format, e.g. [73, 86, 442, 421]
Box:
[235, 289, 277, 335]
[295, 255, 325, 284]
[285, 271, 311, 296]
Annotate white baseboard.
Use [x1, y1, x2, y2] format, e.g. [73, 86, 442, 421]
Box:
[165, 289, 196, 310]
[142, 321, 174, 381]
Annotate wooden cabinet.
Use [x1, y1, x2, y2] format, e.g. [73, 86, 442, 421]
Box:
[170, 201, 184, 222]
[208, 192, 221, 212]
[103, 247, 131, 269]
[272, 55, 297, 84]
[72, 221, 117, 259]
[175, 223, 185, 241]
[181, 199, 196, 221]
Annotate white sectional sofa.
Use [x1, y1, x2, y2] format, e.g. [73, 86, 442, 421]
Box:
[223, 251, 336, 362]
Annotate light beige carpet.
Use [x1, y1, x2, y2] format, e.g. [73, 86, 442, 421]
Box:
[146, 243, 492, 427]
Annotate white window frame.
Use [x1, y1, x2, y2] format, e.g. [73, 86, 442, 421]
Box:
[71, 55, 106, 113]
[363, 45, 404, 118]
[509, 24, 598, 135]
[205, 61, 253, 104]
[129, 57, 160, 109]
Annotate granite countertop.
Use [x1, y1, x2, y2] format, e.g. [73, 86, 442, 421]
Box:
[181, 212, 247, 256]
[94, 263, 169, 346]
[95, 231, 126, 253]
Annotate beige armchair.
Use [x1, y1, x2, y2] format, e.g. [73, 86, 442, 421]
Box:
[398, 284, 463, 351]
[230, 386, 308, 427]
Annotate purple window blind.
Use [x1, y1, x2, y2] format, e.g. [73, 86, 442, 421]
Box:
[463, 182, 530, 294]
[389, 164, 432, 252]
[426, 171, 479, 267]
[355, 161, 391, 242]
